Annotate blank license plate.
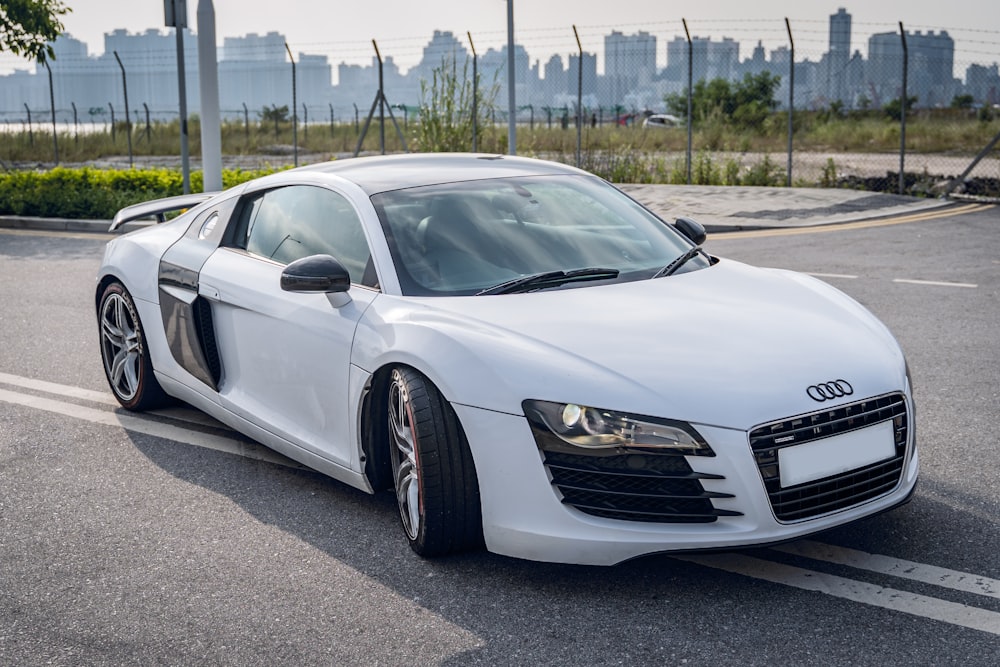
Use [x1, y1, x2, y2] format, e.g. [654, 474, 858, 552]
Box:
[778, 420, 896, 488]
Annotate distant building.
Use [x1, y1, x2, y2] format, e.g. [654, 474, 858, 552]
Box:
[868, 30, 956, 108]
[965, 63, 1000, 105]
[605, 31, 656, 104]
[828, 8, 852, 103]
[666, 36, 739, 87]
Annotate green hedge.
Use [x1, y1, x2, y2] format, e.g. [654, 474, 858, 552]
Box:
[0, 167, 275, 219]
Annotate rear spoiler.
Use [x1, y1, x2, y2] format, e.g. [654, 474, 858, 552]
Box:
[110, 192, 219, 232]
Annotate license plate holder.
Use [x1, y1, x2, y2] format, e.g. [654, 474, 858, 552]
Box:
[778, 420, 896, 488]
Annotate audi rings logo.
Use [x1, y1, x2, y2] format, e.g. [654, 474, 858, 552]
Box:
[806, 379, 854, 402]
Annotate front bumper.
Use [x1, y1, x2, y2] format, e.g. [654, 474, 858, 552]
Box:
[454, 400, 919, 566]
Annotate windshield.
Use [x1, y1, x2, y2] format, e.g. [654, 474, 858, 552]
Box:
[372, 174, 709, 296]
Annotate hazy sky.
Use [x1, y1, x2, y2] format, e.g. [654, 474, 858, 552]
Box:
[2, 0, 997, 74]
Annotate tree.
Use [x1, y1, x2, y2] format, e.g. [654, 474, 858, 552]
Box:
[883, 95, 918, 121]
[259, 105, 290, 123]
[664, 71, 781, 131]
[0, 0, 72, 63]
[950, 94, 974, 110]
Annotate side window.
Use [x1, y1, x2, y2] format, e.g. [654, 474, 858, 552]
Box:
[239, 185, 375, 287]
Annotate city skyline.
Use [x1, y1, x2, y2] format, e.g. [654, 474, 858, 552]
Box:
[1, 8, 997, 123]
[1, 1, 998, 78]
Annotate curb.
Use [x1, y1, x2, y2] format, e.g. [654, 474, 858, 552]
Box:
[0, 215, 153, 234]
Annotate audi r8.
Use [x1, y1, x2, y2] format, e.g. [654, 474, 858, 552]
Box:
[96, 154, 918, 565]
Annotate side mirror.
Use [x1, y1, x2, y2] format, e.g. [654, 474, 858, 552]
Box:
[673, 217, 707, 246]
[281, 254, 351, 293]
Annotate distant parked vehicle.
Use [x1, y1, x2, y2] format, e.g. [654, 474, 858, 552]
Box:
[642, 113, 681, 128]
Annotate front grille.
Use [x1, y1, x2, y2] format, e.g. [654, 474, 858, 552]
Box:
[749, 393, 909, 522]
[541, 450, 742, 523]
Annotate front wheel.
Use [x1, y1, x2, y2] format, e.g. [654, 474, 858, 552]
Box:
[98, 281, 168, 411]
[387, 367, 483, 557]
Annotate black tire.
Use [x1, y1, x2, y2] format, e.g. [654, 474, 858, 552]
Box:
[98, 281, 169, 411]
[385, 366, 483, 557]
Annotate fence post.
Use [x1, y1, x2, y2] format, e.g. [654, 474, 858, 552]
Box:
[683, 19, 692, 185]
[113, 51, 133, 169]
[506, 0, 516, 155]
[24, 103, 33, 146]
[468, 32, 478, 153]
[285, 43, 298, 167]
[242, 102, 249, 143]
[108, 102, 115, 142]
[573, 25, 583, 168]
[303, 103, 308, 145]
[899, 22, 908, 196]
[43, 60, 58, 164]
[71, 101, 78, 143]
[786, 18, 794, 187]
[143, 103, 151, 143]
[375, 40, 386, 154]
[329, 103, 334, 138]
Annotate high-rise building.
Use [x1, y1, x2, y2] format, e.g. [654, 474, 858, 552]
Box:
[867, 30, 956, 108]
[829, 9, 851, 63]
[605, 31, 656, 104]
[828, 8, 852, 102]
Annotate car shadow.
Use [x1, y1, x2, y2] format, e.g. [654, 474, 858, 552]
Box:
[126, 426, 989, 664]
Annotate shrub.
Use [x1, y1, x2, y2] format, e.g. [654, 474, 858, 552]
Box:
[0, 167, 271, 219]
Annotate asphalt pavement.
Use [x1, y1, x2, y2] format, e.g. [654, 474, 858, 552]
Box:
[0, 184, 957, 234]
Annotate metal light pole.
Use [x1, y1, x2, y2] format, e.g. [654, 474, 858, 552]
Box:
[165, 0, 190, 193]
[506, 0, 516, 155]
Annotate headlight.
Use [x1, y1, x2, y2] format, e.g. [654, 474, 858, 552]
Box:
[522, 400, 714, 456]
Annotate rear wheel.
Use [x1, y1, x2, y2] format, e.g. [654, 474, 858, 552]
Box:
[386, 367, 483, 557]
[98, 281, 168, 411]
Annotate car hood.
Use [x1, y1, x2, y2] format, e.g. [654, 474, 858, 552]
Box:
[368, 259, 907, 430]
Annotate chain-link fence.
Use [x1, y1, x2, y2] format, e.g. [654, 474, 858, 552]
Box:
[1, 16, 998, 195]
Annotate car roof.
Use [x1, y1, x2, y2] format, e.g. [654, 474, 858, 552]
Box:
[290, 153, 590, 195]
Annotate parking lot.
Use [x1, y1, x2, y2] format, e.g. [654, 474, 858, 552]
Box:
[1, 204, 998, 664]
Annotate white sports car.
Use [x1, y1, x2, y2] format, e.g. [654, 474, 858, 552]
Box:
[97, 154, 917, 565]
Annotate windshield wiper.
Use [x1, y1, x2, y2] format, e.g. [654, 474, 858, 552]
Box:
[476, 267, 620, 295]
[652, 246, 707, 279]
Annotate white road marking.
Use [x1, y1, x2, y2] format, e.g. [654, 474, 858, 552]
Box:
[0, 386, 301, 470]
[807, 272, 858, 279]
[773, 540, 1000, 600]
[892, 278, 978, 288]
[0, 372, 237, 429]
[0, 375, 485, 655]
[0, 371, 119, 406]
[675, 553, 1000, 636]
[4, 372, 1000, 636]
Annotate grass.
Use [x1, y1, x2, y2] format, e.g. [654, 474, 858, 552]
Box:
[3, 109, 997, 166]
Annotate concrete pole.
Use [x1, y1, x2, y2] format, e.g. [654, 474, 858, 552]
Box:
[198, 0, 223, 192]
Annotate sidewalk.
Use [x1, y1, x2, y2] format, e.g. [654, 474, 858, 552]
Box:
[620, 185, 952, 232]
[0, 185, 954, 235]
